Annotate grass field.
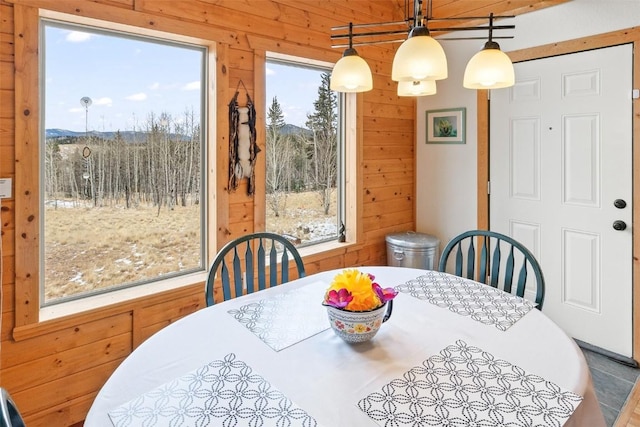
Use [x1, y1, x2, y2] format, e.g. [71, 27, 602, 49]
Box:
[44, 190, 336, 302]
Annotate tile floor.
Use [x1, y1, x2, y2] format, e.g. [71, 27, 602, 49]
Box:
[582, 347, 640, 426]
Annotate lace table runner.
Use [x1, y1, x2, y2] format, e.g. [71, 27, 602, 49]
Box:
[228, 281, 329, 351]
[358, 340, 583, 427]
[396, 271, 536, 331]
[108, 353, 319, 427]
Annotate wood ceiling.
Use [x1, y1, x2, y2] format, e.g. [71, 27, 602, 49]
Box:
[330, 0, 569, 48]
[394, 0, 571, 31]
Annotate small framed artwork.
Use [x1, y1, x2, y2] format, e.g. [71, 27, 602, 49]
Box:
[425, 107, 466, 144]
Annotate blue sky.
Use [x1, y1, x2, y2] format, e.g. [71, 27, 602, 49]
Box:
[45, 23, 327, 132]
[266, 62, 328, 128]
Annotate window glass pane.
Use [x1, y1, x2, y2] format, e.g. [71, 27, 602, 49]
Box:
[265, 60, 341, 245]
[41, 21, 206, 305]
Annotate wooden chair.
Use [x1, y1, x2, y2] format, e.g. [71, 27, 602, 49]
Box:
[438, 230, 545, 309]
[205, 232, 306, 306]
[1, 388, 25, 427]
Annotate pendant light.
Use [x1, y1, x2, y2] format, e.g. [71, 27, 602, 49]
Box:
[330, 22, 373, 93]
[397, 80, 437, 97]
[330, 1, 516, 94]
[391, 0, 447, 82]
[463, 13, 515, 89]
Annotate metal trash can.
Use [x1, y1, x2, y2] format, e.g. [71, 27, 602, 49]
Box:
[386, 231, 440, 270]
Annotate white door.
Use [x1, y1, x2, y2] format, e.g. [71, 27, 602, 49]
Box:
[490, 45, 633, 357]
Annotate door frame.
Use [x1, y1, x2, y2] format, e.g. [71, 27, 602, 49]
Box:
[476, 27, 640, 362]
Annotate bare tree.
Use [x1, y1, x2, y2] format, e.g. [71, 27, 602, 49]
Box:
[305, 73, 337, 215]
[266, 97, 290, 217]
[43, 111, 202, 212]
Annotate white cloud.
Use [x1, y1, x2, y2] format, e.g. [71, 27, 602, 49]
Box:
[149, 82, 160, 90]
[125, 92, 147, 101]
[93, 97, 112, 106]
[266, 67, 276, 76]
[68, 107, 84, 113]
[182, 81, 200, 91]
[66, 31, 92, 43]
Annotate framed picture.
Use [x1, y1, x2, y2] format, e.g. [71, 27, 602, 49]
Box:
[426, 107, 466, 144]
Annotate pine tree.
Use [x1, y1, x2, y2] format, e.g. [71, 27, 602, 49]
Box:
[266, 96, 289, 217]
[305, 72, 337, 215]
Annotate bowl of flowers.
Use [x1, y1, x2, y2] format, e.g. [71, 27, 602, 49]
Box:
[322, 269, 398, 343]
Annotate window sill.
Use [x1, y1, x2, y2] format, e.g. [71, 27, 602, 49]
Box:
[13, 271, 208, 341]
[40, 271, 208, 322]
[296, 239, 360, 262]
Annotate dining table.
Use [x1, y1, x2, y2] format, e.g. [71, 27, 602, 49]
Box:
[85, 266, 606, 427]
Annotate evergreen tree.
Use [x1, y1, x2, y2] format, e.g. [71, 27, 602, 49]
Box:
[305, 72, 337, 214]
[266, 96, 289, 216]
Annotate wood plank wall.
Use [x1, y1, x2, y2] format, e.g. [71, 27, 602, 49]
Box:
[0, 0, 415, 425]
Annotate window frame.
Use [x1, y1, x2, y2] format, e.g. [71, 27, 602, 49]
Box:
[39, 18, 209, 307]
[13, 7, 219, 330]
[264, 55, 344, 248]
[250, 45, 362, 260]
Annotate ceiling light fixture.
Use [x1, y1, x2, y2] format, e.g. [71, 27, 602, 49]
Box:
[392, 0, 447, 82]
[463, 13, 515, 89]
[330, 0, 515, 95]
[329, 22, 373, 93]
[397, 80, 437, 97]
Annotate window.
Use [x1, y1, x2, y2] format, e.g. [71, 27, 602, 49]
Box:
[264, 57, 344, 247]
[41, 19, 207, 305]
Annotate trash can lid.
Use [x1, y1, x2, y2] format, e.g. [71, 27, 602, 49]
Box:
[385, 231, 439, 248]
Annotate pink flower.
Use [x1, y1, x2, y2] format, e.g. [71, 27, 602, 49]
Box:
[372, 283, 398, 303]
[324, 288, 354, 309]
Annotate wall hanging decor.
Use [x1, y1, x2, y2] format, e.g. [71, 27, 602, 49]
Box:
[425, 107, 466, 144]
[228, 80, 259, 195]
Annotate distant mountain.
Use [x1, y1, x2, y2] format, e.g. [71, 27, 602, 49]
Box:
[280, 123, 312, 137]
[45, 129, 189, 143]
[46, 124, 312, 143]
[46, 128, 87, 139]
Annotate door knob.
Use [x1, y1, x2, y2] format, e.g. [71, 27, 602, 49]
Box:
[613, 220, 627, 231]
[614, 199, 627, 209]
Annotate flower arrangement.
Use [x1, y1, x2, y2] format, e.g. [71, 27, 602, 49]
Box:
[322, 269, 398, 312]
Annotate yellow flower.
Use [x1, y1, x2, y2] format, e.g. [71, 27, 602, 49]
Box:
[353, 324, 368, 333]
[326, 269, 382, 311]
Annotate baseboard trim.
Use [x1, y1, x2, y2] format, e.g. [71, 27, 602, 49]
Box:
[575, 338, 638, 368]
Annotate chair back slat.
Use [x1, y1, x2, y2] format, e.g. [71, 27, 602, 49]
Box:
[438, 230, 545, 309]
[479, 236, 488, 284]
[245, 242, 255, 294]
[281, 249, 290, 283]
[258, 239, 266, 290]
[205, 232, 306, 306]
[454, 242, 464, 277]
[503, 245, 515, 293]
[233, 246, 243, 299]
[220, 259, 231, 304]
[465, 239, 475, 279]
[516, 260, 529, 298]
[490, 241, 501, 288]
[269, 241, 278, 286]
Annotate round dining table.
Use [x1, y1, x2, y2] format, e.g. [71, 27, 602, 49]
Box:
[86, 266, 605, 427]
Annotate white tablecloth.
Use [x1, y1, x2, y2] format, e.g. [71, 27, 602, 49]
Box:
[85, 267, 605, 426]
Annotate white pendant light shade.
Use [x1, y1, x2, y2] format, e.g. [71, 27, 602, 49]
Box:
[330, 50, 373, 93]
[397, 79, 437, 97]
[392, 28, 448, 82]
[463, 43, 515, 89]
